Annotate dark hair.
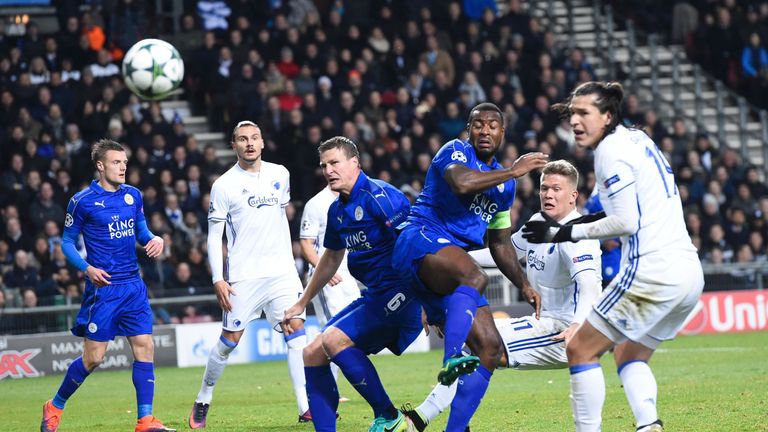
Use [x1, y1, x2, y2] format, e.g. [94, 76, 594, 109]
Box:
[230, 120, 259, 143]
[318, 136, 360, 159]
[467, 102, 504, 124]
[91, 139, 126, 165]
[551, 81, 624, 136]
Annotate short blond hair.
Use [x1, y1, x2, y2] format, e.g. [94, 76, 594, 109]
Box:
[541, 160, 579, 187]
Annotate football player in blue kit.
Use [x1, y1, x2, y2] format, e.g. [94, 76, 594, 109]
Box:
[41, 139, 174, 432]
[283, 136, 420, 432]
[391, 103, 549, 431]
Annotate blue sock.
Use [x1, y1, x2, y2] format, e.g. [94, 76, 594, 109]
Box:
[52, 357, 91, 409]
[132, 361, 154, 419]
[443, 285, 481, 362]
[305, 365, 339, 432]
[445, 365, 492, 432]
[332, 347, 396, 419]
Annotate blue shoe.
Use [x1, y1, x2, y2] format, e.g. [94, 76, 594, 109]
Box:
[369, 411, 407, 432]
[437, 355, 480, 386]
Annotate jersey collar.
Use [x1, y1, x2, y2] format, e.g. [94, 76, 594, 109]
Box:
[343, 171, 369, 203]
[90, 180, 122, 194]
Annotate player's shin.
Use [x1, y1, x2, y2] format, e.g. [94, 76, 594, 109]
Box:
[52, 357, 91, 409]
[332, 347, 398, 420]
[618, 361, 659, 427]
[286, 330, 310, 414]
[305, 365, 339, 431]
[443, 286, 482, 362]
[418, 381, 457, 423]
[196, 336, 237, 404]
[132, 361, 155, 419]
[570, 363, 605, 432]
[444, 365, 492, 432]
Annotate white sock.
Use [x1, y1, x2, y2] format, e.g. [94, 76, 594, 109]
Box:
[618, 361, 658, 427]
[196, 338, 236, 404]
[417, 381, 458, 423]
[331, 362, 340, 382]
[570, 364, 605, 432]
[286, 334, 309, 414]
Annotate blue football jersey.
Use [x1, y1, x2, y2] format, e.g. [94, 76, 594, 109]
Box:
[323, 172, 410, 293]
[407, 139, 517, 248]
[64, 181, 147, 282]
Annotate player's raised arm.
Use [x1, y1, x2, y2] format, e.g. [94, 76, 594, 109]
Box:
[487, 212, 541, 318]
[443, 152, 548, 196]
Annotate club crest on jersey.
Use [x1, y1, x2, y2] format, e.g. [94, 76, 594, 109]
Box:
[497, 183, 505, 193]
[272, 181, 280, 190]
[112, 215, 120, 221]
[451, 150, 467, 163]
[64, 213, 73, 227]
[354, 206, 364, 221]
[124, 194, 134, 205]
[88, 323, 98, 333]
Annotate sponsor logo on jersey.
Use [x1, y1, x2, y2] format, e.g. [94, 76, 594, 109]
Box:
[354, 206, 364, 221]
[94, 200, 105, 208]
[344, 230, 372, 253]
[124, 194, 134, 205]
[572, 254, 594, 263]
[208, 201, 215, 213]
[604, 174, 621, 188]
[109, 218, 135, 239]
[469, 193, 499, 223]
[450, 150, 467, 163]
[0, 349, 41, 379]
[527, 250, 545, 271]
[64, 213, 73, 227]
[437, 238, 451, 244]
[247, 195, 279, 208]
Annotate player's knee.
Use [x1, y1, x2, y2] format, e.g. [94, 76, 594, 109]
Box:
[83, 351, 105, 370]
[303, 337, 326, 365]
[459, 270, 488, 291]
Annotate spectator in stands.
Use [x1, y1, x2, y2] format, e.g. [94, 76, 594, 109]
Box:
[3, 250, 39, 292]
[4, 217, 33, 254]
[29, 182, 65, 232]
[741, 32, 768, 106]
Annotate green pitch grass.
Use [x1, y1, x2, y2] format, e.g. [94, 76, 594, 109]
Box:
[4, 331, 766, 431]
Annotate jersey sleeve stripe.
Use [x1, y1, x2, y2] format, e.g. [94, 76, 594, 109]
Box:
[607, 180, 636, 198]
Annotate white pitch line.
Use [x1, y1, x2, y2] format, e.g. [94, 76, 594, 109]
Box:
[656, 347, 754, 353]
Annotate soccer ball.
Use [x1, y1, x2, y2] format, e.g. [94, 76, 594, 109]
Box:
[122, 39, 184, 100]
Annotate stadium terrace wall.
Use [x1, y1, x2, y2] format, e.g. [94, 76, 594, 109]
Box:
[0, 317, 430, 380]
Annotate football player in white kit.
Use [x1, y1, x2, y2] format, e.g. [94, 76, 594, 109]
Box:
[402, 160, 603, 432]
[300, 185, 361, 326]
[189, 121, 310, 428]
[523, 82, 704, 432]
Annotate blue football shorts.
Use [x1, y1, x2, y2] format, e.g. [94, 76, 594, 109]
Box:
[72, 278, 153, 341]
[392, 223, 489, 325]
[325, 287, 422, 355]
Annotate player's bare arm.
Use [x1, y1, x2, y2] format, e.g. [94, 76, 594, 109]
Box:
[443, 152, 549, 195]
[144, 236, 164, 258]
[85, 265, 111, 287]
[488, 227, 541, 318]
[283, 248, 345, 332]
[299, 238, 343, 286]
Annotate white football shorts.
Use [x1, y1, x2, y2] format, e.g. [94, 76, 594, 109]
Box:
[310, 270, 361, 326]
[496, 315, 569, 370]
[222, 271, 305, 332]
[588, 252, 704, 349]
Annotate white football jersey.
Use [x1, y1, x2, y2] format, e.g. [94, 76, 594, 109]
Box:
[300, 187, 350, 272]
[594, 125, 697, 265]
[208, 162, 294, 282]
[511, 210, 602, 323]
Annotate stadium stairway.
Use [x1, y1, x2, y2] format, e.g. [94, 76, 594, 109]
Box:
[158, 100, 235, 164]
[528, 0, 767, 169]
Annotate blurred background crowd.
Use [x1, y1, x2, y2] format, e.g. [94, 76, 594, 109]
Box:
[1, 0, 767, 333]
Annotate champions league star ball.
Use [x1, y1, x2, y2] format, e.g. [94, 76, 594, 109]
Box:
[122, 39, 184, 100]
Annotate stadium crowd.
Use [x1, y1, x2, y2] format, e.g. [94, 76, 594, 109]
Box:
[1, 0, 767, 334]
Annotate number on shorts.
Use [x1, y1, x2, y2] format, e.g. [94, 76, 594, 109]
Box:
[386, 292, 406, 312]
[510, 318, 533, 331]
